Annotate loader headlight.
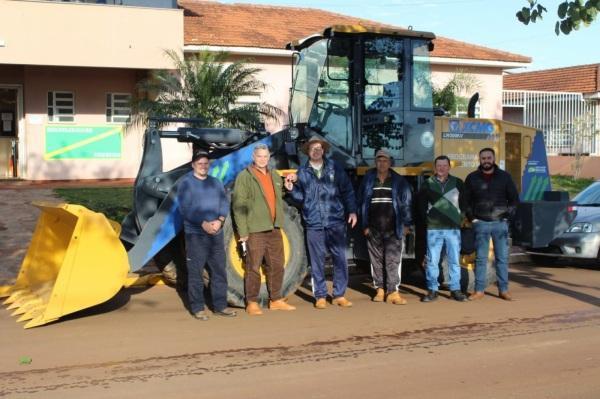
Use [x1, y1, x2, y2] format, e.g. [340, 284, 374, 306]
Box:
[421, 131, 434, 148]
[566, 222, 596, 233]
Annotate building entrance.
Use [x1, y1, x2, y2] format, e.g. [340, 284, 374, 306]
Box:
[0, 87, 20, 178]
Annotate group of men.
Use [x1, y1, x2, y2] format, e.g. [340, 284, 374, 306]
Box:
[177, 136, 519, 320]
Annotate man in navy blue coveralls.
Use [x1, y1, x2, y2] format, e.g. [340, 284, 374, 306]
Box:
[285, 137, 357, 309]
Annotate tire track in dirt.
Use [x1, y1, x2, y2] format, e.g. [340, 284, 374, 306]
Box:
[1, 309, 599, 397]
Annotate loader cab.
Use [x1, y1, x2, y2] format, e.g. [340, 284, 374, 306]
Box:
[287, 25, 436, 169]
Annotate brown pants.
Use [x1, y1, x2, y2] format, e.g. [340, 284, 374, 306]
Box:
[245, 229, 285, 303]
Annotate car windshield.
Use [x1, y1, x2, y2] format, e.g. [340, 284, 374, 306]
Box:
[573, 181, 600, 205]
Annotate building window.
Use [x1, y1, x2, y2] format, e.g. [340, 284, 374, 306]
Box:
[106, 93, 131, 124]
[48, 91, 74, 122]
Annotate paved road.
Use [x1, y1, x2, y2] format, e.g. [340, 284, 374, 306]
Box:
[1, 187, 599, 398]
[1, 264, 599, 398]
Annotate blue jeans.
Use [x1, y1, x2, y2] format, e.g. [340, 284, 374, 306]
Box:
[473, 220, 509, 292]
[306, 223, 349, 299]
[425, 229, 461, 292]
[185, 231, 228, 313]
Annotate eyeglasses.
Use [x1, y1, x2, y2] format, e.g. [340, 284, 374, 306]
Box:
[310, 146, 323, 152]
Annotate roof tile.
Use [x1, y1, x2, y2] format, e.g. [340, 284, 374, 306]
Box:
[179, 0, 530, 64]
[504, 64, 600, 94]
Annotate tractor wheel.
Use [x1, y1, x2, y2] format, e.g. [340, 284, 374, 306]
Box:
[223, 203, 308, 307]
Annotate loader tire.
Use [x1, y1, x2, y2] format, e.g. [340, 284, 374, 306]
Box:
[223, 203, 308, 307]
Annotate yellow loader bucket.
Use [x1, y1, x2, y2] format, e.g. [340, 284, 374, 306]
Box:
[0, 202, 130, 328]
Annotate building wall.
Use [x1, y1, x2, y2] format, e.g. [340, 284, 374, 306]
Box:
[430, 65, 505, 120]
[20, 66, 144, 180]
[0, 0, 183, 69]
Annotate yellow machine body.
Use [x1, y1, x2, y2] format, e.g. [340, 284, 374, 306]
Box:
[1, 203, 130, 328]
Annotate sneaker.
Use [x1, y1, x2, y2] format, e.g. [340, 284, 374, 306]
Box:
[386, 291, 408, 305]
[193, 310, 209, 321]
[246, 301, 263, 316]
[270, 299, 296, 311]
[372, 288, 385, 302]
[450, 290, 467, 302]
[315, 298, 327, 309]
[332, 297, 353, 307]
[420, 291, 438, 303]
[214, 308, 237, 317]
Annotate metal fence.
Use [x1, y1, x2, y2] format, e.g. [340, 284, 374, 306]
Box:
[503, 90, 600, 155]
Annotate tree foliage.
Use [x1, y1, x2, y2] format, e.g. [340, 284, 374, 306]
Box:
[130, 50, 283, 130]
[432, 72, 480, 116]
[517, 0, 599, 35]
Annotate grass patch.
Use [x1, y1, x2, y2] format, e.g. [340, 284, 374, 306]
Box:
[53, 187, 133, 222]
[551, 175, 595, 199]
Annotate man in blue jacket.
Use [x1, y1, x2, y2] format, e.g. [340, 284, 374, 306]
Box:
[177, 150, 237, 320]
[357, 149, 412, 305]
[285, 137, 357, 309]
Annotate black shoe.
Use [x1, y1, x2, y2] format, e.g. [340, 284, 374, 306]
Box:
[451, 290, 468, 302]
[214, 308, 237, 317]
[193, 310, 209, 321]
[420, 291, 439, 302]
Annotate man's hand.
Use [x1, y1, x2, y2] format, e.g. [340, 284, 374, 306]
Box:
[363, 228, 370, 237]
[284, 173, 297, 191]
[403, 226, 411, 236]
[209, 220, 222, 234]
[239, 236, 248, 242]
[202, 220, 222, 235]
[201, 221, 213, 234]
[348, 213, 357, 228]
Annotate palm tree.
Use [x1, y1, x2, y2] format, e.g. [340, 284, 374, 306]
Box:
[130, 50, 283, 130]
[433, 71, 480, 116]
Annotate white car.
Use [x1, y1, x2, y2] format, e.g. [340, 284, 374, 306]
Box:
[530, 181, 600, 264]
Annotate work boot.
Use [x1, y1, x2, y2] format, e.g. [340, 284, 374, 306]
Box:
[372, 288, 385, 302]
[386, 291, 407, 305]
[315, 298, 327, 309]
[499, 291, 513, 301]
[193, 310, 209, 321]
[270, 299, 296, 311]
[420, 290, 439, 303]
[214, 308, 237, 317]
[246, 301, 263, 316]
[468, 291, 485, 301]
[450, 290, 468, 302]
[332, 297, 353, 307]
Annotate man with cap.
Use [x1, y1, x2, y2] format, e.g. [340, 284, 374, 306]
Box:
[357, 149, 413, 305]
[177, 150, 237, 320]
[285, 136, 357, 309]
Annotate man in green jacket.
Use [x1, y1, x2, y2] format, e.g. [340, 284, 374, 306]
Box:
[232, 144, 296, 315]
[417, 155, 468, 303]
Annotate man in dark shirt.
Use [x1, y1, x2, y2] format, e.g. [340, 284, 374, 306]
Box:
[357, 149, 413, 305]
[464, 147, 519, 301]
[177, 150, 237, 320]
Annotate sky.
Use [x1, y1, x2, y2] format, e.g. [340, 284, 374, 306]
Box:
[220, 0, 600, 72]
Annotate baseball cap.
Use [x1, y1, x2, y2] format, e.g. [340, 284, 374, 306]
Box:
[375, 149, 392, 160]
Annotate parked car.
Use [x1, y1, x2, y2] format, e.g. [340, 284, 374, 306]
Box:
[529, 181, 600, 264]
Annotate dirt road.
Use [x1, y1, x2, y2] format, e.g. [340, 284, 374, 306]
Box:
[1, 263, 599, 399]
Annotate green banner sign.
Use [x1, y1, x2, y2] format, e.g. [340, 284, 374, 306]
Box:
[45, 126, 123, 160]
